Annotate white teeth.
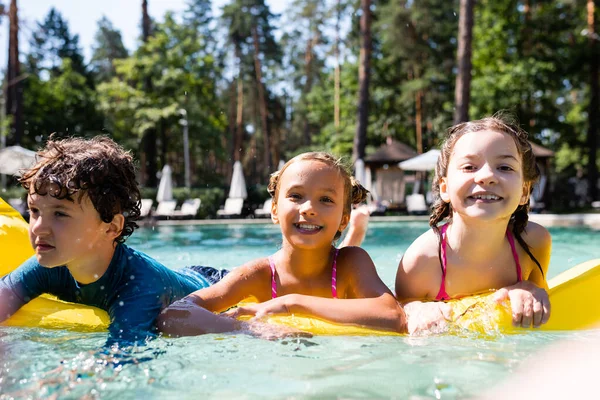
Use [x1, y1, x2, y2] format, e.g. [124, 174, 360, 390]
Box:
[472, 194, 500, 200]
[297, 224, 321, 230]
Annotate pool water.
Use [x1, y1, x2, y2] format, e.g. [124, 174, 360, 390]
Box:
[1, 222, 599, 399]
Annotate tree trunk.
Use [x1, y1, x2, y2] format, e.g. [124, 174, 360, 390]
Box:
[334, 0, 341, 132]
[302, 33, 317, 146]
[453, 0, 474, 124]
[234, 43, 245, 166]
[6, 0, 23, 145]
[353, 0, 372, 162]
[415, 89, 423, 154]
[252, 25, 272, 174]
[141, 0, 157, 187]
[587, 0, 599, 201]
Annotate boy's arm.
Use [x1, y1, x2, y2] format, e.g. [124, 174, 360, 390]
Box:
[157, 259, 271, 336]
[0, 257, 50, 322]
[226, 247, 407, 333]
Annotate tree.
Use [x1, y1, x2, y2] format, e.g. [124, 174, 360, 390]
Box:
[454, 0, 475, 124]
[26, 8, 87, 79]
[97, 13, 226, 187]
[21, 7, 102, 146]
[353, 0, 372, 161]
[282, 0, 329, 147]
[587, 0, 598, 201]
[90, 16, 129, 83]
[5, 0, 22, 145]
[221, 0, 282, 177]
[140, 0, 158, 187]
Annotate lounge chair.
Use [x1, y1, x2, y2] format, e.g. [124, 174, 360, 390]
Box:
[216, 198, 244, 218]
[154, 200, 177, 220]
[254, 199, 272, 218]
[406, 194, 428, 215]
[172, 198, 201, 219]
[140, 199, 154, 219]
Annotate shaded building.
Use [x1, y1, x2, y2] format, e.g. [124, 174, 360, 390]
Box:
[364, 138, 417, 208]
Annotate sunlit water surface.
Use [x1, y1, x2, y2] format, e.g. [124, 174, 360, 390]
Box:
[1, 222, 599, 399]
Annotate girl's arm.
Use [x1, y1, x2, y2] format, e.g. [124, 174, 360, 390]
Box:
[157, 259, 271, 336]
[228, 247, 407, 333]
[494, 222, 552, 328]
[523, 222, 552, 290]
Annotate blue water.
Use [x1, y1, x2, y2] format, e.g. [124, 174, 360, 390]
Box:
[1, 222, 599, 399]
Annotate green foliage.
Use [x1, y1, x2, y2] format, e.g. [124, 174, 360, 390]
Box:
[13, 0, 600, 207]
[90, 16, 129, 82]
[0, 186, 27, 201]
[27, 8, 88, 79]
[96, 12, 227, 185]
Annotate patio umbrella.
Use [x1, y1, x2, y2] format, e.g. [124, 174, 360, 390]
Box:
[156, 165, 174, 202]
[0, 145, 36, 176]
[398, 149, 441, 171]
[364, 166, 377, 201]
[229, 161, 247, 199]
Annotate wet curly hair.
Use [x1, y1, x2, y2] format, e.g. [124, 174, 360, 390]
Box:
[19, 135, 141, 244]
[430, 115, 543, 275]
[267, 152, 368, 240]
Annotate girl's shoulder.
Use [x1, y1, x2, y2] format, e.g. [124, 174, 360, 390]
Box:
[520, 220, 552, 250]
[221, 257, 272, 287]
[336, 246, 375, 270]
[401, 228, 443, 273]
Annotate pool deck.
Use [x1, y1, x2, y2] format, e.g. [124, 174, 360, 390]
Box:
[148, 213, 600, 230]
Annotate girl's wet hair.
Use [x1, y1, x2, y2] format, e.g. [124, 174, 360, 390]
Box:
[430, 115, 543, 275]
[267, 152, 368, 240]
[19, 135, 141, 244]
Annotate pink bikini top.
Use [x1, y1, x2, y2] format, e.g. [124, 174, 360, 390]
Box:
[268, 248, 339, 299]
[435, 224, 522, 301]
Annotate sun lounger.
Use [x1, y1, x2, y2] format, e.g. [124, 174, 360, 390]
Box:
[140, 199, 154, 219]
[406, 194, 428, 215]
[254, 199, 272, 218]
[172, 198, 201, 219]
[154, 200, 177, 220]
[216, 198, 244, 218]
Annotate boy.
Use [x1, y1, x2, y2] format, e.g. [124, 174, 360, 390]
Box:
[0, 136, 225, 344]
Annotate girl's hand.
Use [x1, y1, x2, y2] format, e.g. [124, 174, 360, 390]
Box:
[403, 300, 453, 335]
[223, 296, 293, 319]
[493, 281, 551, 328]
[241, 320, 311, 340]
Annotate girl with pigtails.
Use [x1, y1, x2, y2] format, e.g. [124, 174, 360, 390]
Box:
[397, 116, 552, 330]
[159, 152, 408, 337]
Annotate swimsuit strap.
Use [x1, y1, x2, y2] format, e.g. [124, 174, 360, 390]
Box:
[436, 225, 523, 300]
[332, 248, 339, 299]
[268, 256, 277, 299]
[435, 224, 450, 301]
[268, 249, 340, 300]
[505, 229, 523, 282]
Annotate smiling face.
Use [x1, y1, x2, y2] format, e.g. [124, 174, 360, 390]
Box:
[439, 129, 530, 222]
[27, 191, 116, 269]
[271, 160, 350, 249]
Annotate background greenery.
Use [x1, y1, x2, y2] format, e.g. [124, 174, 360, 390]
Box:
[1, 0, 599, 216]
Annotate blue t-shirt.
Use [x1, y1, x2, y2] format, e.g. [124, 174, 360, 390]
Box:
[0, 244, 214, 343]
